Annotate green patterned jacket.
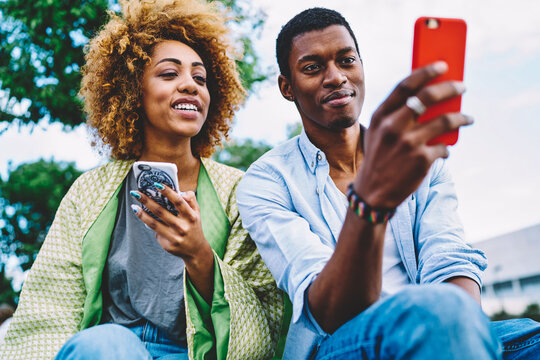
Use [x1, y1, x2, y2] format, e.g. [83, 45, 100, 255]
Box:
[0, 158, 288, 360]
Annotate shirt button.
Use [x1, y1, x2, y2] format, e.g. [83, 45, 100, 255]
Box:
[316, 188, 320, 194]
[311, 161, 314, 167]
[317, 154, 322, 161]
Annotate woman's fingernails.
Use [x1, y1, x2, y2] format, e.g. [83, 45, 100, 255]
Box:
[131, 204, 139, 214]
[465, 115, 474, 125]
[130, 191, 141, 199]
[153, 182, 165, 190]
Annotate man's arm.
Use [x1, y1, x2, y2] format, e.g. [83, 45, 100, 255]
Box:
[413, 159, 486, 303]
[307, 212, 386, 333]
[307, 62, 473, 333]
[447, 277, 481, 303]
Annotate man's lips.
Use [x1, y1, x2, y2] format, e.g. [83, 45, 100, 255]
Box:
[322, 90, 355, 106]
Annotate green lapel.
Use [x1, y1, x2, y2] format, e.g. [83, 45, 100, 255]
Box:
[80, 184, 122, 330]
[196, 162, 230, 259]
[80, 160, 230, 330]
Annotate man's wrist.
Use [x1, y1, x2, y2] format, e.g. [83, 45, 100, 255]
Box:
[346, 183, 396, 223]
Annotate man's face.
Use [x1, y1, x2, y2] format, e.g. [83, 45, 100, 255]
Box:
[279, 25, 365, 131]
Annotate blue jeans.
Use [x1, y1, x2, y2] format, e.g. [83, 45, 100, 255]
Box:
[55, 322, 189, 360]
[315, 284, 505, 359]
[492, 318, 540, 359]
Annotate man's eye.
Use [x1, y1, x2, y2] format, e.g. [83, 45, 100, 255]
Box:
[341, 57, 356, 65]
[304, 64, 320, 72]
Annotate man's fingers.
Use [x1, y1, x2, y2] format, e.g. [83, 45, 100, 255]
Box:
[413, 112, 473, 144]
[372, 61, 448, 122]
[424, 143, 450, 162]
[411, 81, 465, 115]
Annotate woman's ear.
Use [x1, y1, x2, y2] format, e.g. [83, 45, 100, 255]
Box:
[278, 75, 295, 102]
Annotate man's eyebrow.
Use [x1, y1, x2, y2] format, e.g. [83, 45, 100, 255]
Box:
[336, 46, 356, 56]
[155, 58, 206, 68]
[297, 54, 322, 64]
[297, 47, 357, 64]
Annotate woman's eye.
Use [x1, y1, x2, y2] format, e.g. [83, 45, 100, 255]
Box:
[158, 72, 177, 78]
[193, 75, 207, 84]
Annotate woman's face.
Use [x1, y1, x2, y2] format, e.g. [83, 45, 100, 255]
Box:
[141, 40, 211, 142]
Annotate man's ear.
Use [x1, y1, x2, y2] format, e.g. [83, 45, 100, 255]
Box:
[278, 75, 295, 102]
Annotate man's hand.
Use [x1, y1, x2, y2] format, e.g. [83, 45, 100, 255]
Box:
[354, 61, 473, 209]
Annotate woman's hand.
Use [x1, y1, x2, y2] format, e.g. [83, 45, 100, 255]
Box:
[131, 184, 214, 302]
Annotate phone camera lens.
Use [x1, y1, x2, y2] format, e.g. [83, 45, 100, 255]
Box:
[425, 18, 440, 29]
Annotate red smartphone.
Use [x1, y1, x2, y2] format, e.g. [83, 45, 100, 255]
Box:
[412, 17, 467, 145]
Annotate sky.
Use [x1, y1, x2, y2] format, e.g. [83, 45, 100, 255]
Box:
[1, 0, 539, 243]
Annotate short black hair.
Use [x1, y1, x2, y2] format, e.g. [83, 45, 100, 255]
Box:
[276, 7, 360, 78]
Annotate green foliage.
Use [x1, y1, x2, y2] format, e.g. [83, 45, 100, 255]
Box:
[213, 139, 271, 171]
[286, 122, 303, 139]
[0, 264, 17, 307]
[213, 121, 302, 171]
[0, 0, 268, 128]
[211, 0, 269, 92]
[0, 159, 82, 271]
[490, 303, 540, 322]
[0, 0, 110, 127]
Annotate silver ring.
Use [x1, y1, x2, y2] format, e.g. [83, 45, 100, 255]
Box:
[405, 96, 426, 116]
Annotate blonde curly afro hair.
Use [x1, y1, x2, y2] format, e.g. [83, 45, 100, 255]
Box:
[81, 0, 246, 159]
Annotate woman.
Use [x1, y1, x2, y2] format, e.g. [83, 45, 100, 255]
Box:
[0, 0, 286, 359]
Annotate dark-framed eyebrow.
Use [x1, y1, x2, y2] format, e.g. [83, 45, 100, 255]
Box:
[155, 58, 205, 69]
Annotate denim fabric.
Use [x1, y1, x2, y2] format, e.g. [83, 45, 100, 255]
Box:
[55, 322, 188, 360]
[491, 318, 540, 359]
[237, 129, 487, 359]
[314, 284, 502, 360]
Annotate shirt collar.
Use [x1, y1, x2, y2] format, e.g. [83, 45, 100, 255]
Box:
[298, 122, 366, 174]
[299, 129, 327, 174]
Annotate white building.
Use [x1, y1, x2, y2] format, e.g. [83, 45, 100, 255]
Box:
[475, 223, 540, 315]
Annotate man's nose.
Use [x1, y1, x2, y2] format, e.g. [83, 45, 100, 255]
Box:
[323, 63, 347, 88]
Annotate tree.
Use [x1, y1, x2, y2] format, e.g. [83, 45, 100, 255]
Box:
[0, 0, 110, 127]
[490, 303, 540, 322]
[0, 264, 17, 308]
[213, 139, 272, 171]
[0, 0, 268, 129]
[0, 0, 269, 305]
[0, 160, 82, 271]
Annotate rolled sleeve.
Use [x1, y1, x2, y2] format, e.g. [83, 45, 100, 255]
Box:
[415, 159, 487, 286]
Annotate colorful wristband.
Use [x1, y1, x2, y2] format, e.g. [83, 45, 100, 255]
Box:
[346, 183, 396, 224]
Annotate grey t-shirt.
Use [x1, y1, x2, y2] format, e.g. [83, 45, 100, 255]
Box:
[102, 169, 187, 342]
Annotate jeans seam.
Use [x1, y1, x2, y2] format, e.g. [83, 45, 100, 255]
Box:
[503, 337, 540, 351]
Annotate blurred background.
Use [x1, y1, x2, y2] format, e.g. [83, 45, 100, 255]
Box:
[1, 0, 539, 330]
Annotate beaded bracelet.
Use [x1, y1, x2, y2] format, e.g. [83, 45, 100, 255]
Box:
[346, 183, 396, 224]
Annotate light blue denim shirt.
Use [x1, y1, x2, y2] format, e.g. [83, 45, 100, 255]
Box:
[237, 129, 487, 359]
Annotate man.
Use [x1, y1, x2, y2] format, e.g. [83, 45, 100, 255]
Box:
[237, 7, 540, 360]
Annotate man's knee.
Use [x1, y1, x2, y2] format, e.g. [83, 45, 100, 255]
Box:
[390, 284, 486, 326]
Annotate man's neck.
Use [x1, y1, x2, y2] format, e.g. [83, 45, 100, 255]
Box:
[304, 121, 363, 193]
